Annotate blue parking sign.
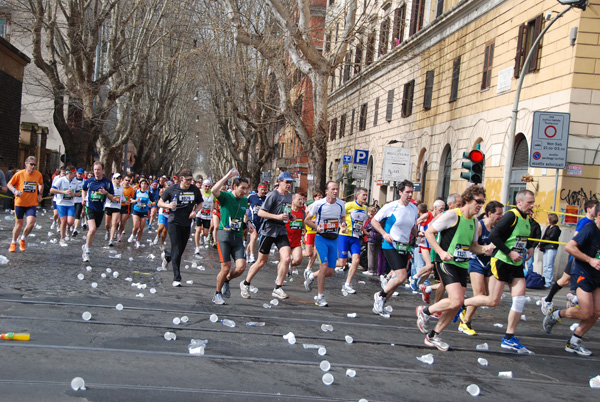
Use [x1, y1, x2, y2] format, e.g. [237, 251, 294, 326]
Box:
[354, 150, 369, 165]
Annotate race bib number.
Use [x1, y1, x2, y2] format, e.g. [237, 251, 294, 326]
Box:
[200, 208, 211, 219]
[138, 203, 146, 209]
[323, 219, 339, 234]
[512, 236, 527, 254]
[63, 194, 73, 200]
[23, 182, 37, 193]
[229, 218, 242, 232]
[90, 191, 105, 201]
[352, 220, 364, 235]
[453, 244, 471, 262]
[289, 219, 303, 230]
[180, 192, 195, 204]
[113, 196, 121, 203]
[395, 242, 412, 255]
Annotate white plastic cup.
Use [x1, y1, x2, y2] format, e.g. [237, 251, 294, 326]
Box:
[106, 268, 112, 273]
[270, 299, 279, 306]
[209, 314, 218, 323]
[101, 273, 107, 279]
[322, 373, 334, 386]
[320, 360, 331, 372]
[318, 347, 327, 356]
[77, 273, 84, 280]
[466, 384, 480, 396]
[149, 288, 156, 294]
[417, 354, 434, 364]
[112, 271, 119, 278]
[81, 311, 91, 321]
[346, 369, 356, 377]
[498, 371, 513, 379]
[477, 358, 488, 366]
[85, 266, 92, 271]
[164, 331, 176, 341]
[173, 317, 181, 325]
[186, 280, 193, 285]
[91, 282, 98, 288]
[181, 316, 189, 323]
[347, 313, 357, 318]
[476, 343, 488, 351]
[385, 305, 393, 313]
[70, 377, 86, 391]
[345, 335, 354, 344]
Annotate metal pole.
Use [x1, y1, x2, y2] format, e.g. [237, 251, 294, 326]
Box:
[501, 5, 573, 205]
[552, 168, 560, 211]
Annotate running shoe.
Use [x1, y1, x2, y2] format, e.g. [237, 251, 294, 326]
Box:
[72, 229, 79, 237]
[108, 240, 114, 247]
[160, 251, 169, 270]
[59, 238, 68, 247]
[409, 275, 419, 292]
[212, 292, 226, 305]
[540, 297, 553, 315]
[240, 282, 251, 299]
[247, 254, 256, 264]
[222, 281, 231, 298]
[459, 308, 466, 323]
[380, 275, 389, 290]
[104, 232, 109, 241]
[565, 340, 592, 356]
[342, 283, 356, 294]
[8, 242, 16, 253]
[50, 221, 55, 230]
[543, 308, 561, 334]
[458, 322, 477, 336]
[194, 246, 200, 255]
[424, 333, 449, 351]
[135, 241, 140, 249]
[272, 287, 289, 299]
[315, 295, 328, 307]
[128, 234, 134, 243]
[364, 271, 375, 276]
[19, 239, 26, 251]
[416, 306, 430, 333]
[153, 237, 159, 245]
[372, 292, 385, 315]
[420, 284, 430, 304]
[117, 234, 122, 242]
[566, 293, 578, 309]
[82, 223, 88, 230]
[81, 244, 90, 262]
[304, 268, 313, 292]
[501, 336, 531, 353]
[172, 281, 182, 287]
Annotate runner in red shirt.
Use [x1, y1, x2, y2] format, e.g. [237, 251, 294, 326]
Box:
[286, 191, 306, 273]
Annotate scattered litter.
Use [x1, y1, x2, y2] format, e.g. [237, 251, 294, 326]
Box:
[520, 314, 526, 321]
[86, 266, 92, 272]
[302, 344, 325, 350]
[466, 384, 480, 397]
[221, 319, 235, 328]
[128, 257, 133, 261]
[347, 313, 357, 318]
[590, 375, 600, 389]
[100, 273, 106, 279]
[346, 369, 356, 378]
[70, 377, 86, 391]
[113, 272, 119, 278]
[476, 343, 488, 351]
[358, 281, 366, 284]
[498, 371, 513, 379]
[283, 332, 296, 344]
[245, 321, 265, 326]
[188, 339, 207, 355]
[108, 254, 121, 259]
[0, 256, 8, 265]
[318, 347, 327, 356]
[493, 323, 503, 328]
[115, 304, 123, 311]
[321, 324, 333, 332]
[81, 312, 91, 321]
[209, 314, 218, 323]
[186, 280, 194, 285]
[270, 299, 279, 306]
[164, 331, 176, 341]
[319, 360, 331, 372]
[91, 282, 98, 288]
[322, 373, 334, 386]
[136, 293, 144, 298]
[250, 286, 258, 293]
[477, 358, 488, 366]
[263, 303, 272, 309]
[173, 317, 181, 325]
[147, 254, 156, 259]
[345, 335, 354, 344]
[417, 354, 434, 365]
[385, 305, 393, 313]
[77, 273, 84, 280]
[181, 316, 189, 323]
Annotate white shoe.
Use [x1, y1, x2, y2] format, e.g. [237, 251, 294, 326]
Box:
[161, 251, 169, 270]
[194, 246, 200, 255]
[135, 241, 140, 249]
[172, 281, 182, 287]
[50, 222, 55, 230]
[81, 244, 90, 262]
[272, 287, 289, 299]
[128, 234, 134, 243]
[342, 283, 356, 294]
[104, 232, 109, 241]
[240, 282, 251, 299]
[59, 238, 68, 247]
[153, 237, 159, 245]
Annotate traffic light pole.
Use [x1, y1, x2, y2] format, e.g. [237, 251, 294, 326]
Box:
[500, 4, 573, 206]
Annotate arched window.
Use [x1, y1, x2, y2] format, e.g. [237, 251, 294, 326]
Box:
[508, 134, 528, 204]
[439, 145, 452, 200]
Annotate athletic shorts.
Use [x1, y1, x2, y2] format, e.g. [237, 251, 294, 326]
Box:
[56, 204, 75, 218]
[120, 205, 131, 215]
[216, 229, 245, 263]
[74, 203, 83, 219]
[304, 232, 316, 246]
[105, 207, 120, 216]
[85, 207, 104, 227]
[132, 210, 148, 218]
[564, 258, 574, 276]
[382, 248, 410, 271]
[52, 200, 57, 209]
[315, 235, 338, 268]
[195, 217, 211, 229]
[258, 234, 290, 255]
[15, 206, 37, 220]
[338, 236, 361, 259]
[468, 258, 492, 277]
[571, 263, 600, 293]
[438, 262, 468, 287]
[490, 257, 525, 284]
[158, 214, 168, 226]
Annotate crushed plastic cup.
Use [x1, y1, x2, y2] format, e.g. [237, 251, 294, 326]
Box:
[136, 293, 144, 298]
[250, 286, 258, 293]
[476, 343, 489, 351]
[106, 268, 112, 273]
[493, 323, 503, 328]
[498, 371, 513, 379]
[385, 305, 393, 313]
[520, 314, 527, 321]
[77, 273, 84, 280]
[320, 360, 331, 372]
[186, 280, 194, 285]
[283, 332, 296, 344]
[346, 369, 356, 377]
[477, 358, 488, 366]
[109, 254, 121, 259]
[81, 311, 92, 321]
[245, 321, 266, 326]
[270, 299, 279, 306]
[188, 339, 207, 355]
[112, 271, 119, 278]
[91, 282, 98, 288]
[0, 255, 9, 265]
[318, 347, 327, 356]
[590, 375, 600, 388]
[263, 303, 272, 309]
[466, 384, 480, 397]
[70, 376, 86, 391]
[417, 354, 434, 365]
[342, 290, 349, 297]
[85, 266, 92, 272]
[322, 373, 334, 386]
[345, 335, 354, 344]
[321, 324, 333, 332]
[128, 257, 133, 262]
[100, 273, 107, 279]
[115, 303, 123, 311]
[209, 314, 218, 323]
[163, 331, 176, 341]
[347, 313, 357, 318]
[149, 288, 156, 294]
[181, 316, 189, 323]
[173, 317, 181, 325]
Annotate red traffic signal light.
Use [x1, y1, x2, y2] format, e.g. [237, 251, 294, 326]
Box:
[467, 150, 484, 163]
[461, 150, 485, 184]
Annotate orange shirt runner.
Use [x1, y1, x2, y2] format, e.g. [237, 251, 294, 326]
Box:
[10, 170, 43, 207]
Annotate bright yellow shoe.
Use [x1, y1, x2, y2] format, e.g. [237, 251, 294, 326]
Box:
[459, 308, 466, 323]
[458, 322, 477, 336]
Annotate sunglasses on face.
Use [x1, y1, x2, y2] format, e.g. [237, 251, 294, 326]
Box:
[475, 199, 485, 205]
[28, 163, 36, 166]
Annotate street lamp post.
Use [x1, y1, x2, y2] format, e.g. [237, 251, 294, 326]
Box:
[501, 1, 587, 206]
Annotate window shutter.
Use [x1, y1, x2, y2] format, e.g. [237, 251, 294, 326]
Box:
[436, 0, 444, 18]
[409, 0, 420, 37]
[529, 14, 543, 72]
[514, 24, 525, 78]
[350, 109, 355, 135]
[424, 70, 434, 110]
[450, 56, 460, 102]
[374, 97, 379, 126]
[386, 89, 394, 122]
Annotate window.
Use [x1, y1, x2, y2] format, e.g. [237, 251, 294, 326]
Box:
[329, 0, 335, 5]
[324, 33, 331, 53]
[450, 56, 461, 102]
[365, 32, 376, 66]
[386, 89, 394, 122]
[359, 103, 368, 131]
[0, 17, 8, 38]
[350, 109, 355, 135]
[514, 15, 543, 78]
[354, 41, 363, 74]
[423, 70, 434, 110]
[441, 146, 452, 200]
[401, 80, 415, 117]
[481, 41, 494, 90]
[330, 70, 336, 89]
[435, 0, 444, 18]
[339, 114, 347, 138]
[409, 0, 425, 37]
[329, 117, 338, 141]
[378, 18, 390, 56]
[374, 97, 379, 126]
[392, 6, 406, 47]
[344, 51, 352, 82]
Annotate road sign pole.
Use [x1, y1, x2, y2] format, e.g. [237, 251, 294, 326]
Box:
[553, 169, 559, 211]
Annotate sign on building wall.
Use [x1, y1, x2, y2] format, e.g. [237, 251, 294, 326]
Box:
[529, 111, 570, 169]
[352, 149, 369, 179]
[381, 147, 411, 182]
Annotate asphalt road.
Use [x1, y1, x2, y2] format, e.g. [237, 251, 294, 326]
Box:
[0, 209, 599, 401]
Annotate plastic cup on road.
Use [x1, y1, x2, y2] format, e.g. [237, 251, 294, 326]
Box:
[181, 316, 189, 323]
[385, 305, 393, 313]
[466, 384, 480, 396]
[347, 313, 357, 318]
[115, 304, 123, 311]
[106, 268, 112, 273]
[101, 273, 107, 279]
[77, 273, 84, 280]
[91, 282, 98, 288]
[498, 371, 513, 379]
[81, 312, 91, 321]
[209, 314, 218, 323]
[70, 377, 86, 391]
[320, 360, 331, 372]
[477, 358, 488, 366]
[476, 343, 488, 351]
[270, 299, 279, 306]
[173, 317, 181, 325]
[346, 369, 356, 377]
[85, 266, 92, 272]
[322, 373, 334, 386]
[149, 288, 156, 294]
[318, 347, 327, 356]
[345, 335, 353, 344]
[112, 271, 119, 278]
[186, 280, 193, 285]
[164, 331, 176, 341]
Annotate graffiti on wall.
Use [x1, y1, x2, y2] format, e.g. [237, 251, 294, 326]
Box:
[560, 188, 600, 208]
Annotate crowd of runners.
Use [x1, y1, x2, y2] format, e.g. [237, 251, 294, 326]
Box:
[5, 157, 600, 357]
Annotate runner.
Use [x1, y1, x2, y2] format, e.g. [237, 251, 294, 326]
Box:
[194, 179, 215, 253]
[49, 168, 77, 246]
[338, 187, 368, 294]
[104, 173, 124, 246]
[458, 200, 504, 336]
[370, 180, 418, 317]
[118, 174, 135, 242]
[210, 169, 250, 304]
[303, 181, 347, 307]
[303, 190, 324, 272]
[240, 172, 294, 300]
[71, 168, 85, 237]
[129, 179, 155, 248]
[415, 185, 491, 351]
[462, 189, 535, 353]
[286, 191, 306, 276]
[540, 199, 598, 314]
[157, 168, 203, 287]
[148, 180, 160, 231]
[81, 162, 115, 262]
[153, 186, 170, 248]
[542, 202, 600, 356]
[245, 184, 267, 264]
[50, 167, 66, 232]
[7, 156, 44, 252]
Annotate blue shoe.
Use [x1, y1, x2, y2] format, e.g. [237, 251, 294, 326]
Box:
[452, 306, 464, 323]
[501, 336, 532, 354]
[409, 275, 419, 292]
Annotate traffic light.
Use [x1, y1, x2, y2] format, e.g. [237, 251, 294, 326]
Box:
[460, 150, 484, 184]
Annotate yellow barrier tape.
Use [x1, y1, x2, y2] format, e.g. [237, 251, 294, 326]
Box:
[527, 238, 567, 246]
[132, 271, 152, 275]
[0, 193, 53, 200]
[507, 205, 584, 219]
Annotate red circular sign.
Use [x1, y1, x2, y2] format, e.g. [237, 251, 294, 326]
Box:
[544, 125, 557, 138]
